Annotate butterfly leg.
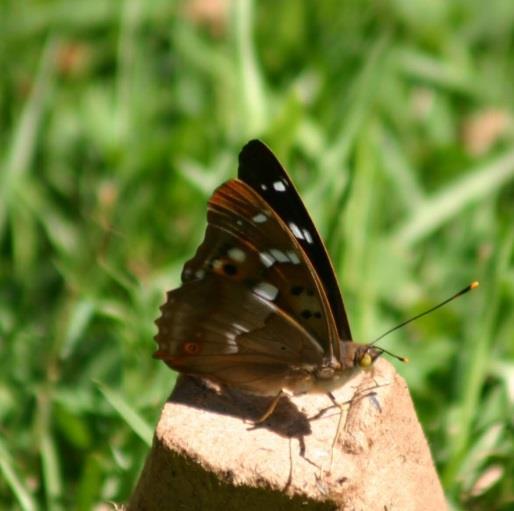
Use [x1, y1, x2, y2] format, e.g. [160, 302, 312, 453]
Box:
[330, 410, 345, 473]
[314, 393, 350, 484]
[325, 392, 351, 476]
[253, 390, 285, 424]
[324, 383, 387, 474]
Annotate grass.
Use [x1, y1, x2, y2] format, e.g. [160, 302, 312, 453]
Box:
[1, 0, 513, 509]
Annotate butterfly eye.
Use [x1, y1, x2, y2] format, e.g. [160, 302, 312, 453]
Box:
[359, 352, 373, 368]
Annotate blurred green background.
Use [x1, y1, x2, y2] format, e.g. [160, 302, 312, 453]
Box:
[1, 0, 513, 509]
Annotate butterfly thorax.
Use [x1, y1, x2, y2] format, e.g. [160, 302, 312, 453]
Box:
[281, 342, 381, 395]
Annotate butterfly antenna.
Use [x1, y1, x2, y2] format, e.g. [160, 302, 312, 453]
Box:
[371, 281, 480, 354]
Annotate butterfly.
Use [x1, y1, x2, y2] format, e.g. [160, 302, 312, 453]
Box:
[154, 140, 391, 420]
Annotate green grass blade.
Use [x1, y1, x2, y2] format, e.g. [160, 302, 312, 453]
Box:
[40, 431, 63, 511]
[96, 382, 153, 446]
[393, 149, 514, 246]
[0, 440, 38, 511]
[443, 230, 514, 489]
[233, 0, 267, 136]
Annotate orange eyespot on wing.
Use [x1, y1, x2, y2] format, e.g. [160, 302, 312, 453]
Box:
[182, 341, 202, 355]
[153, 342, 202, 361]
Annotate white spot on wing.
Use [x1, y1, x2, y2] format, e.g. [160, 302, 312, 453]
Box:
[287, 250, 301, 264]
[252, 213, 267, 223]
[236, 219, 243, 226]
[270, 248, 289, 263]
[260, 184, 268, 191]
[259, 252, 275, 268]
[303, 229, 313, 244]
[228, 247, 246, 263]
[289, 222, 304, 240]
[253, 282, 279, 301]
[232, 322, 248, 333]
[273, 180, 286, 192]
[224, 339, 239, 354]
[195, 269, 205, 279]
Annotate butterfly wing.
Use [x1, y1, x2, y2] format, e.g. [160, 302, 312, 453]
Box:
[181, 179, 340, 360]
[155, 274, 323, 395]
[238, 140, 352, 342]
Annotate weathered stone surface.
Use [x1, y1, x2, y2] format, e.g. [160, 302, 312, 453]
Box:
[128, 359, 447, 510]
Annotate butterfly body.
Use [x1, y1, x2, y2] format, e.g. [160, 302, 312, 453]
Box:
[155, 140, 381, 404]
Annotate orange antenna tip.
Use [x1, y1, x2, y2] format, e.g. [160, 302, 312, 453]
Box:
[400, 356, 410, 364]
[470, 281, 479, 289]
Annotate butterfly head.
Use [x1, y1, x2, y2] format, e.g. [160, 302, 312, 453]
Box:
[354, 345, 383, 370]
[339, 342, 406, 374]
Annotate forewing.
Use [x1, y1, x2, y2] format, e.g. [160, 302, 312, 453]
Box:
[238, 140, 352, 342]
